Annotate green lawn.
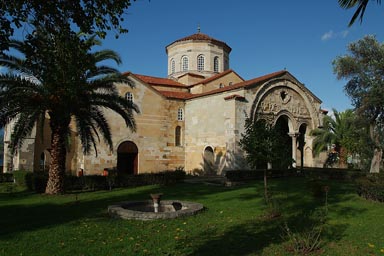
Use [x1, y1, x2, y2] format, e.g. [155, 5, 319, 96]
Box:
[0, 177, 383, 256]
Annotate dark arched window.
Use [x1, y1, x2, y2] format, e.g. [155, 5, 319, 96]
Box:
[214, 56, 219, 72]
[175, 126, 182, 146]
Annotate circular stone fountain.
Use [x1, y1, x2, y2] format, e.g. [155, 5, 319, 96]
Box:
[108, 194, 204, 220]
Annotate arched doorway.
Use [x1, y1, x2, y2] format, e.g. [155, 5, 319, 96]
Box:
[274, 116, 292, 169]
[117, 141, 138, 175]
[203, 146, 215, 175]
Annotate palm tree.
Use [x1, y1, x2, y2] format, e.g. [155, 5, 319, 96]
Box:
[0, 29, 138, 194]
[338, 0, 381, 26]
[311, 109, 355, 167]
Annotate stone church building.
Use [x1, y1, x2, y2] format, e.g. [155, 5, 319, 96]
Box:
[3, 32, 326, 175]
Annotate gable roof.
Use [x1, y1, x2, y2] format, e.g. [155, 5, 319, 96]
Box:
[189, 69, 244, 87]
[156, 70, 289, 100]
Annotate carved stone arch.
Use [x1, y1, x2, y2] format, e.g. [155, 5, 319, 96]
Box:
[250, 78, 321, 130]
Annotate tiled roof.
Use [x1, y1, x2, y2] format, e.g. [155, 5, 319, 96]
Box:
[224, 94, 246, 101]
[186, 70, 288, 99]
[127, 70, 290, 101]
[189, 69, 243, 87]
[133, 74, 186, 88]
[167, 33, 231, 52]
[157, 90, 193, 100]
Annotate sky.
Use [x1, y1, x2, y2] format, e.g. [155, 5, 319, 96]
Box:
[4, 1, 383, 112]
[96, 0, 383, 112]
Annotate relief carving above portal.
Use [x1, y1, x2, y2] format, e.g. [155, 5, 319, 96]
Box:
[257, 88, 310, 117]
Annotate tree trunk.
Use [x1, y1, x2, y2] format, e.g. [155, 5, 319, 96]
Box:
[370, 148, 382, 173]
[369, 123, 382, 173]
[45, 124, 67, 194]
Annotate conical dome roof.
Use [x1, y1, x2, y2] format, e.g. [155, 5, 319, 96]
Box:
[166, 32, 231, 53]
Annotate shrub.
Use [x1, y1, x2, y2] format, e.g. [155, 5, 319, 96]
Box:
[356, 174, 384, 202]
[0, 172, 13, 183]
[281, 208, 327, 255]
[12, 170, 30, 187]
[27, 171, 48, 193]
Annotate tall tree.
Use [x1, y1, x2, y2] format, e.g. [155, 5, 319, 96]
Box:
[333, 35, 384, 172]
[0, 0, 136, 52]
[239, 118, 293, 202]
[0, 29, 138, 194]
[338, 0, 381, 26]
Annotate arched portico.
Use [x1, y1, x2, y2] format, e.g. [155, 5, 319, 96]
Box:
[249, 77, 321, 168]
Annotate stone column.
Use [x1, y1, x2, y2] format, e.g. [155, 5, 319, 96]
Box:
[289, 132, 299, 168]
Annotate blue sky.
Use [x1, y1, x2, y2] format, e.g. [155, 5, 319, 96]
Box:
[99, 0, 383, 112]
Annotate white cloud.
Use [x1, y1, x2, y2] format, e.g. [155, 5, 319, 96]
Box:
[321, 29, 349, 41]
[321, 30, 334, 41]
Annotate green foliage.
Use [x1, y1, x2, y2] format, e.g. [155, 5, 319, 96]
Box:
[0, 0, 136, 51]
[62, 170, 187, 192]
[0, 172, 13, 183]
[305, 168, 365, 181]
[239, 118, 293, 169]
[225, 169, 299, 182]
[281, 208, 327, 255]
[12, 170, 29, 187]
[0, 30, 139, 194]
[333, 35, 384, 172]
[356, 173, 384, 202]
[311, 108, 362, 167]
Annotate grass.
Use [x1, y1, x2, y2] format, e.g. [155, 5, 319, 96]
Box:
[0, 177, 383, 255]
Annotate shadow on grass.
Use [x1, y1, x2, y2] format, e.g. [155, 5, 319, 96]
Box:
[179, 212, 349, 255]
[0, 182, 239, 239]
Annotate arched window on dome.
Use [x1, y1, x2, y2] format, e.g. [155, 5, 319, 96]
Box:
[197, 55, 205, 71]
[181, 56, 189, 71]
[170, 59, 175, 74]
[214, 56, 219, 72]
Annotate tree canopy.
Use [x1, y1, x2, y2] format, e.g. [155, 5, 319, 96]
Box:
[0, 0, 136, 51]
[333, 35, 384, 172]
[239, 118, 293, 170]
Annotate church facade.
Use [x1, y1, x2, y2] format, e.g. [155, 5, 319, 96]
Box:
[3, 32, 326, 175]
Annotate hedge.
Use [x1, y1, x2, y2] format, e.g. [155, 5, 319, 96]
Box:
[356, 174, 384, 202]
[225, 169, 300, 182]
[5, 169, 186, 193]
[0, 172, 14, 183]
[225, 168, 366, 182]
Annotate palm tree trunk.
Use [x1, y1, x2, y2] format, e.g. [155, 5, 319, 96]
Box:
[45, 124, 67, 194]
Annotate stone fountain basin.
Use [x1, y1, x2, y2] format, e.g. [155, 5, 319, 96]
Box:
[108, 200, 204, 220]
